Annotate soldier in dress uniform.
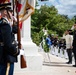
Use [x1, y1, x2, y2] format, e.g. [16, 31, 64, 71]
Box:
[0, 3, 20, 75]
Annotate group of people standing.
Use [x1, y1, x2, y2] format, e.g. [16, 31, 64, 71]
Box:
[43, 24, 76, 67]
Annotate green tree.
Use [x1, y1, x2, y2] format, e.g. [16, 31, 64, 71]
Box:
[31, 3, 74, 45]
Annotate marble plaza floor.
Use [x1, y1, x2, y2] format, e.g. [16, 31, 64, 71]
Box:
[14, 53, 76, 75]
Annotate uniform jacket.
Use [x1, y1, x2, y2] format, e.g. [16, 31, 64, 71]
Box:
[0, 18, 19, 64]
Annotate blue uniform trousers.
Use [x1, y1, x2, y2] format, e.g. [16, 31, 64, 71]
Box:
[0, 63, 14, 75]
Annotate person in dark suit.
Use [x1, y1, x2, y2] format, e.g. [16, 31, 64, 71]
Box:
[0, 3, 20, 75]
[72, 24, 76, 67]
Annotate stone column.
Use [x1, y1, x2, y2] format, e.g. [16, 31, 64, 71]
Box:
[21, 16, 43, 71]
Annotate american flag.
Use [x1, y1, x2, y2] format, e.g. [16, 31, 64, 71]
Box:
[18, 0, 35, 22]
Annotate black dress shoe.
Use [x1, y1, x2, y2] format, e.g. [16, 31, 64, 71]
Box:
[73, 65, 76, 67]
[66, 62, 72, 64]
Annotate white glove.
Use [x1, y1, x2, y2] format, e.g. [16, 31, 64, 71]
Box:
[20, 49, 25, 55]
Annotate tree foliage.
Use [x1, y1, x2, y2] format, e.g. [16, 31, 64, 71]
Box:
[31, 3, 74, 46]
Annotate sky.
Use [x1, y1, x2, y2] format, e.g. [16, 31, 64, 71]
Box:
[37, 0, 76, 18]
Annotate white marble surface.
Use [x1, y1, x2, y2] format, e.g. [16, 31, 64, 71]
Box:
[18, 16, 43, 71]
[21, 41, 38, 55]
[15, 53, 43, 71]
[25, 54, 43, 71]
[21, 40, 43, 71]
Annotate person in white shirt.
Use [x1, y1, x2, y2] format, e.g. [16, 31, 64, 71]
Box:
[63, 30, 73, 64]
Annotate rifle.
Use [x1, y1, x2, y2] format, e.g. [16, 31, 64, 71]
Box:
[15, 0, 27, 68]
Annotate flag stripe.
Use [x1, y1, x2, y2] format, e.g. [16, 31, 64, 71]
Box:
[19, 0, 35, 22]
[19, 0, 27, 15]
[28, 0, 35, 9]
[21, 9, 34, 22]
[17, 1, 22, 12]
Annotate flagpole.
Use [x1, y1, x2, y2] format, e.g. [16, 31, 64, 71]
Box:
[15, 0, 27, 68]
[12, 0, 14, 16]
[15, 0, 21, 48]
